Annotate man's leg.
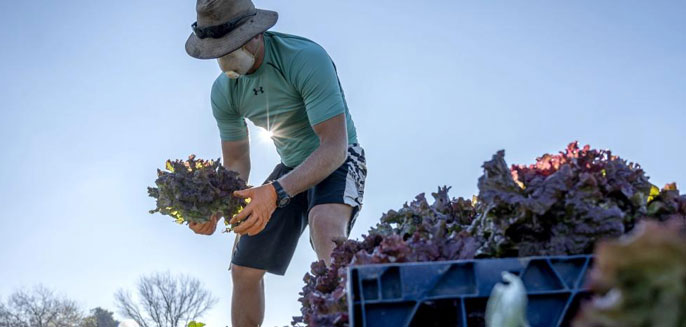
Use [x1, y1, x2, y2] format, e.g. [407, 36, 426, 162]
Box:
[308, 203, 353, 265]
[231, 263, 266, 327]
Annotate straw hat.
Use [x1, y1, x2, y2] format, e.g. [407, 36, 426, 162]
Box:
[185, 0, 278, 59]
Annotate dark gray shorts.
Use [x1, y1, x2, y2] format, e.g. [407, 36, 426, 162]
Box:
[230, 144, 367, 275]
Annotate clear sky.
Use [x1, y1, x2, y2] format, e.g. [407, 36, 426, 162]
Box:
[1, 1, 684, 326]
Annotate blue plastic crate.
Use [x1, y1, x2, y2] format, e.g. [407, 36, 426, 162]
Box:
[348, 255, 593, 327]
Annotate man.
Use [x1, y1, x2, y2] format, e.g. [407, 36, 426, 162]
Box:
[184, 0, 366, 326]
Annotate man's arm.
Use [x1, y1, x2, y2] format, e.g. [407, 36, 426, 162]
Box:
[278, 113, 347, 196]
[221, 139, 251, 183]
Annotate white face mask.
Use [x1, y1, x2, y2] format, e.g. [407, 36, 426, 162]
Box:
[217, 46, 255, 79]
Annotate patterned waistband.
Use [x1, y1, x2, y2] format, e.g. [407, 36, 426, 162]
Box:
[280, 143, 363, 170]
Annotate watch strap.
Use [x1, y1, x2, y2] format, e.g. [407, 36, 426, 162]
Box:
[271, 180, 291, 207]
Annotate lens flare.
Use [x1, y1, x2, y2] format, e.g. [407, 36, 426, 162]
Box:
[258, 128, 273, 142]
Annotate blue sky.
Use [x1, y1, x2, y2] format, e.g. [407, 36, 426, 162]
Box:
[1, 0, 684, 326]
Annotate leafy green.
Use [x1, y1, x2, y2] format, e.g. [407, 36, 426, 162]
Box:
[293, 188, 479, 326]
[291, 142, 686, 326]
[572, 218, 686, 327]
[148, 155, 248, 231]
[470, 142, 657, 257]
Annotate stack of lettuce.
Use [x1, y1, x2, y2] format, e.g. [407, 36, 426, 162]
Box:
[292, 142, 686, 327]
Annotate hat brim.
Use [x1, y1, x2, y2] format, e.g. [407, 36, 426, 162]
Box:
[185, 9, 278, 59]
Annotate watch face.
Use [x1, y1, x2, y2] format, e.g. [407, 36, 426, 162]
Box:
[279, 197, 290, 207]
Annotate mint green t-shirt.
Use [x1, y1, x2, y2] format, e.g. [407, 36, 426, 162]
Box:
[210, 31, 359, 168]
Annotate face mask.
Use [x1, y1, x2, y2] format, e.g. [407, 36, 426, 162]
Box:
[217, 46, 255, 79]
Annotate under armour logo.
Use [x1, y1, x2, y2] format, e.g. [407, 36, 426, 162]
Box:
[253, 87, 264, 95]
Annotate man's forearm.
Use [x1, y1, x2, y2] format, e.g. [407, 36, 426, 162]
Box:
[278, 142, 346, 196]
[225, 157, 251, 185]
[220, 139, 251, 185]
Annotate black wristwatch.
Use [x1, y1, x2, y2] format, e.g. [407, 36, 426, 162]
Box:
[271, 180, 291, 208]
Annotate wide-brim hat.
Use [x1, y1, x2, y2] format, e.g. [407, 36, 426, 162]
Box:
[186, 0, 278, 59]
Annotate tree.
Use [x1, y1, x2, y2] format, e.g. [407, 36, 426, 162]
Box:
[80, 307, 119, 327]
[114, 271, 218, 327]
[80, 316, 96, 327]
[0, 284, 82, 327]
[0, 301, 16, 327]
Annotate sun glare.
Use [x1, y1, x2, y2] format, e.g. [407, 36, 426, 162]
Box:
[258, 128, 274, 142]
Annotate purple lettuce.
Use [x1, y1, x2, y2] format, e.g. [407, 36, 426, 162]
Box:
[573, 218, 686, 327]
[470, 142, 657, 257]
[292, 142, 686, 326]
[292, 188, 479, 326]
[148, 155, 247, 230]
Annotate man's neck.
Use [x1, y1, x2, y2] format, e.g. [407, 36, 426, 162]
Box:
[247, 36, 265, 74]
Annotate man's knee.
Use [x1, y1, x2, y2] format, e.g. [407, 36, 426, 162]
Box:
[231, 264, 265, 286]
[308, 204, 352, 236]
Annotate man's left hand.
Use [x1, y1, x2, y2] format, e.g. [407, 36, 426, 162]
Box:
[230, 184, 278, 236]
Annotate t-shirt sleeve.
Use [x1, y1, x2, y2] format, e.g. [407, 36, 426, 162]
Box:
[211, 77, 248, 141]
[289, 44, 346, 127]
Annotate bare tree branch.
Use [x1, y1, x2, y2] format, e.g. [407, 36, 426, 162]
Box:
[115, 289, 151, 327]
[0, 284, 82, 327]
[114, 272, 218, 327]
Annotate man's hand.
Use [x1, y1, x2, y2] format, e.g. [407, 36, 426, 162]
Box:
[189, 213, 220, 235]
[230, 184, 278, 236]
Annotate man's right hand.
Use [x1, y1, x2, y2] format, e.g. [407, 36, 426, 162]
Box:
[188, 214, 220, 235]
